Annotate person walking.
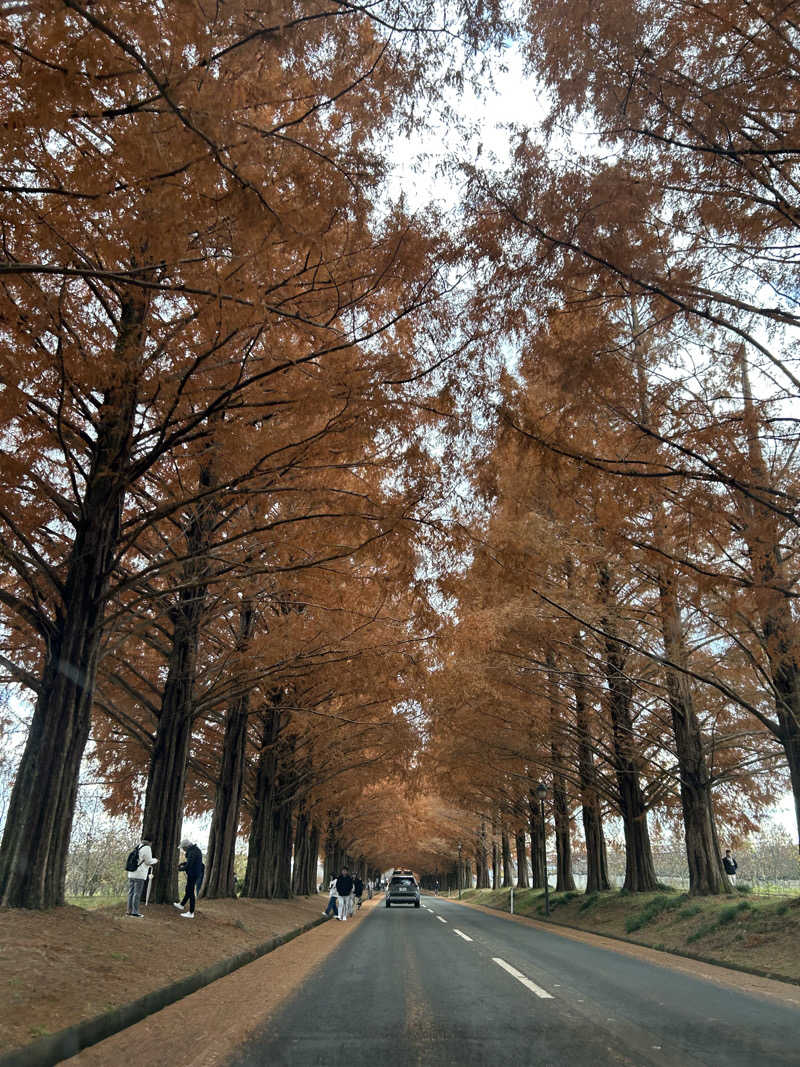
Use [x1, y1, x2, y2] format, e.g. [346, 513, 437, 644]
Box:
[126, 838, 157, 917]
[335, 867, 354, 921]
[175, 838, 204, 918]
[353, 874, 364, 910]
[323, 878, 339, 918]
[723, 849, 738, 885]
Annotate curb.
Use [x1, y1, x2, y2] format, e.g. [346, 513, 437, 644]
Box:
[0, 913, 327, 1067]
[453, 896, 800, 988]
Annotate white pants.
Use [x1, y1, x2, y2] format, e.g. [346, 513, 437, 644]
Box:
[337, 894, 348, 920]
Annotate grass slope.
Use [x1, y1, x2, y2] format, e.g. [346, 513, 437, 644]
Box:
[0, 894, 326, 1053]
[458, 886, 800, 982]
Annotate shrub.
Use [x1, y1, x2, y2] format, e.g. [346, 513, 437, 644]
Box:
[687, 922, 717, 943]
[625, 893, 682, 932]
[717, 900, 751, 925]
[579, 892, 599, 912]
[678, 904, 702, 920]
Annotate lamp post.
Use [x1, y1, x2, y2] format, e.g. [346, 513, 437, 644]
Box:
[535, 782, 550, 917]
[457, 841, 463, 900]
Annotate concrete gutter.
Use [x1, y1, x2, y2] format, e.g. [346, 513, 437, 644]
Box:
[0, 914, 326, 1067]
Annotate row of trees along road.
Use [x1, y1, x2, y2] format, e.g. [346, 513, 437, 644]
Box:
[420, 0, 799, 896]
[0, 0, 505, 908]
[1, 1, 798, 907]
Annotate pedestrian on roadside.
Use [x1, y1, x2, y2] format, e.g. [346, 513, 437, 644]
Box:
[353, 874, 364, 909]
[323, 878, 339, 918]
[175, 838, 204, 919]
[125, 838, 158, 917]
[335, 867, 354, 921]
[722, 849, 738, 885]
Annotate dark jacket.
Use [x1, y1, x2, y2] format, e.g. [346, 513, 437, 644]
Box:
[181, 844, 204, 881]
[336, 873, 354, 896]
[353, 877, 364, 896]
[723, 855, 737, 875]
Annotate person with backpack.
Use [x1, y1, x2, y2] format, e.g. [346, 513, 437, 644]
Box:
[126, 838, 158, 917]
[175, 838, 204, 918]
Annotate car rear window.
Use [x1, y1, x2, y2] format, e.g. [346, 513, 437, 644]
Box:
[390, 876, 415, 885]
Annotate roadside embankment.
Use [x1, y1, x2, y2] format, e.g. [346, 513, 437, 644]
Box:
[0, 894, 327, 1060]
[456, 885, 800, 983]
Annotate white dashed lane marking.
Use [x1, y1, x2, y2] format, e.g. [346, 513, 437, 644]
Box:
[436, 915, 447, 924]
[453, 929, 473, 942]
[492, 957, 553, 999]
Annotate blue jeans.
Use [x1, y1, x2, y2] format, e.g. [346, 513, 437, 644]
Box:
[324, 895, 338, 917]
[127, 877, 145, 915]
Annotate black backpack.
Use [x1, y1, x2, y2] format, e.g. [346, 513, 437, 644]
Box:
[125, 845, 141, 872]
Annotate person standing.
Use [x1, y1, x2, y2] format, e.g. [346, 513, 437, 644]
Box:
[126, 838, 157, 917]
[175, 838, 204, 918]
[723, 849, 738, 885]
[335, 867, 354, 921]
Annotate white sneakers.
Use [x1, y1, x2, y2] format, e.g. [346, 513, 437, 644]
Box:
[173, 902, 183, 909]
[180, 912, 195, 919]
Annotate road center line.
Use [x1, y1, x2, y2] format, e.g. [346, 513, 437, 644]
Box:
[436, 915, 447, 923]
[453, 928, 473, 941]
[492, 957, 553, 999]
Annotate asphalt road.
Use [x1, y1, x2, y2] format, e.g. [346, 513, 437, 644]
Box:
[226, 896, 800, 1066]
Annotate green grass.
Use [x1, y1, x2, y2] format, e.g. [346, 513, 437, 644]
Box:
[677, 903, 702, 920]
[66, 894, 126, 910]
[687, 900, 753, 942]
[717, 900, 752, 924]
[625, 892, 688, 933]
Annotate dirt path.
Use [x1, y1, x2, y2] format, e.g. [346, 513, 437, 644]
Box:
[65, 899, 378, 1067]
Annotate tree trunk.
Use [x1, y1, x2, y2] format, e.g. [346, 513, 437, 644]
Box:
[528, 791, 546, 888]
[501, 830, 513, 887]
[202, 599, 254, 899]
[547, 653, 576, 892]
[515, 830, 529, 888]
[658, 571, 730, 894]
[141, 605, 203, 904]
[737, 349, 800, 854]
[630, 338, 728, 895]
[599, 567, 659, 892]
[270, 780, 294, 898]
[243, 703, 282, 898]
[141, 454, 215, 905]
[476, 820, 491, 888]
[0, 297, 145, 908]
[202, 695, 250, 898]
[292, 808, 309, 896]
[571, 643, 610, 892]
[553, 771, 576, 891]
[306, 824, 321, 894]
[491, 838, 499, 889]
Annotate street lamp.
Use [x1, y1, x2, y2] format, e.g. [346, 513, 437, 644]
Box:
[535, 782, 550, 917]
[457, 841, 463, 900]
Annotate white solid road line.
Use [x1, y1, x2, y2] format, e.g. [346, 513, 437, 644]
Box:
[436, 915, 447, 923]
[453, 929, 473, 941]
[492, 958, 554, 1000]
